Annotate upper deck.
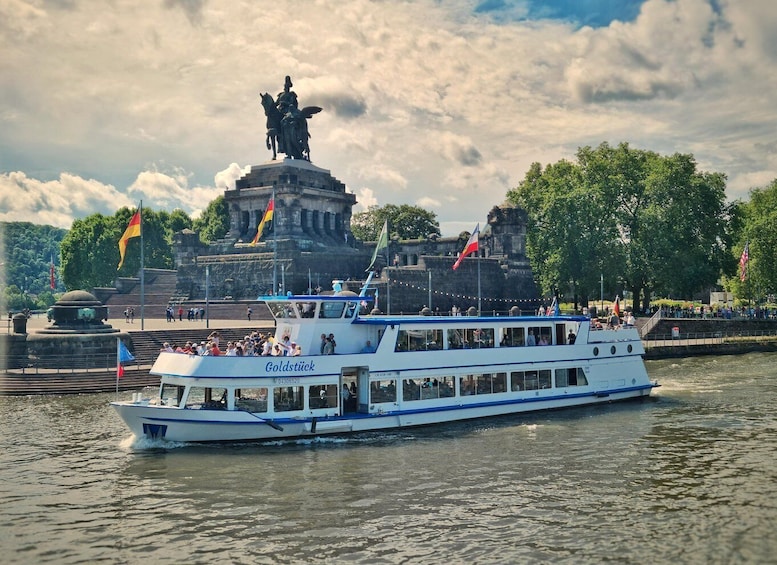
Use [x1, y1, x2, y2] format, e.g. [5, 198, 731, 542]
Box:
[258, 294, 642, 357]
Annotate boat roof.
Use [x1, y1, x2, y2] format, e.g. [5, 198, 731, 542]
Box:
[353, 315, 589, 326]
[260, 294, 361, 302]
[260, 294, 587, 325]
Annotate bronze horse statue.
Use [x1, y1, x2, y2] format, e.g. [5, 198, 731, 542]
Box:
[260, 92, 322, 161]
[261, 92, 282, 160]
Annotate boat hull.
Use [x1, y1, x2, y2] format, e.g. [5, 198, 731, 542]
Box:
[111, 384, 655, 443]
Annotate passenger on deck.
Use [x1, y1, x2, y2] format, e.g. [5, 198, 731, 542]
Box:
[361, 340, 375, 353]
[291, 343, 301, 356]
[328, 333, 337, 353]
[342, 384, 352, 411]
[209, 341, 222, 356]
[320, 333, 327, 354]
[527, 330, 536, 346]
[323, 337, 334, 355]
[567, 331, 576, 345]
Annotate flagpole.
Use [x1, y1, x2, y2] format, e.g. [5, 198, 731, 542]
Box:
[478, 254, 481, 316]
[385, 222, 391, 315]
[139, 200, 145, 331]
[272, 186, 277, 295]
[115, 337, 120, 399]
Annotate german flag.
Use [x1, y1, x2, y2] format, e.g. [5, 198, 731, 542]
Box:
[117, 210, 141, 269]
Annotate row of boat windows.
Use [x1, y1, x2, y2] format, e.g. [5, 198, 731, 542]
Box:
[395, 326, 558, 352]
[267, 301, 357, 320]
[163, 368, 588, 413]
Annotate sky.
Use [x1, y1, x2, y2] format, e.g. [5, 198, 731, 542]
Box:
[1, 0, 776, 236]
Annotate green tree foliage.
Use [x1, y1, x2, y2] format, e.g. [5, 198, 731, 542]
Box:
[192, 196, 229, 243]
[730, 179, 777, 301]
[60, 206, 186, 291]
[508, 142, 733, 311]
[0, 222, 67, 311]
[351, 204, 441, 241]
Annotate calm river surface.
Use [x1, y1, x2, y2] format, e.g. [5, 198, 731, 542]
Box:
[1, 353, 776, 564]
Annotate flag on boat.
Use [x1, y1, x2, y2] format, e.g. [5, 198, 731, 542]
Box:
[117, 210, 141, 269]
[49, 255, 56, 290]
[366, 219, 388, 271]
[548, 295, 560, 316]
[116, 339, 135, 379]
[739, 242, 749, 281]
[453, 224, 479, 270]
[613, 295, 621, 317]
[250, 198, 275, 245]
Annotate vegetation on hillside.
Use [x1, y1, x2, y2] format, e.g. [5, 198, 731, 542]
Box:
[351, 204, 441, 241]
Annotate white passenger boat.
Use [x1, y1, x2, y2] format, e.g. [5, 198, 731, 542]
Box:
[111, 292, 659, 443]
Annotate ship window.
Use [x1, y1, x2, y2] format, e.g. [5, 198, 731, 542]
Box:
[319, 301, 345, 319]
[511, 370, 551, 390]
[395, 329, 442, 352]
[308, 384, 337, 409]
[185, 386, 227, 410]
[493, 372, 507, 393]
[370, 379, 396, 403]
[398, 376, 451, 401]
[447, 328, 494, 349]
[555, 368, 588, 388]
[459, 374, 476, 395]
[529, 326, 553, 345]
[402, 378, 421, 401]
[235, 387, 268, 413]
[273, 386, 304, 412]
[268, 302, 298, 319]
[500, 327, 525, 347]
[161, 383, 184, 406]
[459, 373, 502, 396]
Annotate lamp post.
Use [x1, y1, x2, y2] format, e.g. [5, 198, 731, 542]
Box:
[600, 272, 604, 314]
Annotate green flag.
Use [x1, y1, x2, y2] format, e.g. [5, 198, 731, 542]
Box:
[367, 220, 388, 271]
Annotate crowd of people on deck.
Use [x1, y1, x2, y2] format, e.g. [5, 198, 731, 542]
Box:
[159, 330, 305, 357]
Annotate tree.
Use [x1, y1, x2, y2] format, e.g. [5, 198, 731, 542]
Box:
[351, 204, 440, 241]
[508, 142, 733, 312]
[730, 179, 777, 301]
[60, 206, 182, 291]
[193, 196, 229, 243]
[0, 222, 67, 300]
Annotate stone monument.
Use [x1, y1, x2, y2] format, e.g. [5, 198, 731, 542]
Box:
[25, 290, 130, 369]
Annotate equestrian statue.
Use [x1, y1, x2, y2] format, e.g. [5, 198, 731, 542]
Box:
[261, 76, 322, 161]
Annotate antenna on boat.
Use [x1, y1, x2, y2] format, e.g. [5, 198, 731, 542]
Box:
[359, 271, 375, 297]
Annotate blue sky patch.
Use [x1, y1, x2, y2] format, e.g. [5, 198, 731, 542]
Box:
[475, 0, 646, 28]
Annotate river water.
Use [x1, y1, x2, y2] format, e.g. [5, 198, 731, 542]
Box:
[1, 353, 775, 564]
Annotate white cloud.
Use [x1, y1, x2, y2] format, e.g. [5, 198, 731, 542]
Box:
[354, 187, 378, 212]
[0, 0, 776, 237]
[0, 171, 131, 228]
